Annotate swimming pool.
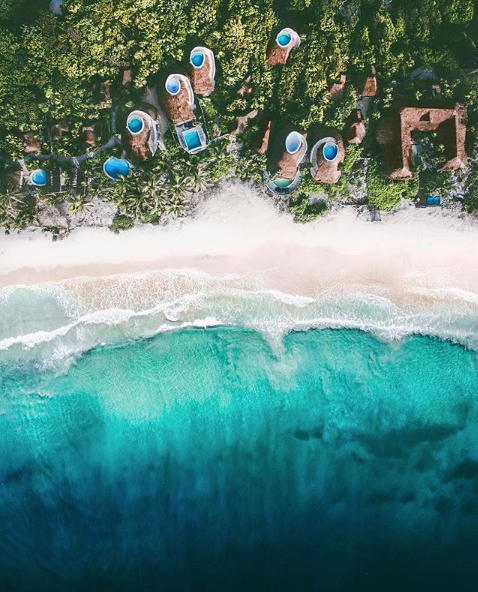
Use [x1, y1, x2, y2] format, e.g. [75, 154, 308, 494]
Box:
[273, 178, 292, 188]
[166, 76, 181, 95]
[184, 130, 202, 151]
[277, 33, 292, 47]
[127, 117, 144, 134]
[285, 131, 303, 154]
[191, 52, 205, 68]
[323, 142, 338, 161]
[31, 169, 48, 187]
[103, 157, 131, 181]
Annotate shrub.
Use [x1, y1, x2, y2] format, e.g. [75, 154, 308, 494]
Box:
[366, 160, 419, 210]
[289, 192, 328, 222]
[109, 213, 134, 232]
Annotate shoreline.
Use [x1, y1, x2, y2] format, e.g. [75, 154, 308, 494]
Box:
[2, 183, 478, 363]
[1, 182, 478, 289]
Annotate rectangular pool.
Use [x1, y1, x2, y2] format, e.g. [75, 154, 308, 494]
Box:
[184, 130, 202, 151]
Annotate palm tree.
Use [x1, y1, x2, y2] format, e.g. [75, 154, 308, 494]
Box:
[183, 161, 210, 193]
[68, 194, 93, 214]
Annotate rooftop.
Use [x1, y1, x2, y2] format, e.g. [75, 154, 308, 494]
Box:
[310, 131, 345, 185]
[122, 103, 160, 162]
[378, 103, 468, 180]
[188, 47, 216, 97]
[161, 75, 195, 125]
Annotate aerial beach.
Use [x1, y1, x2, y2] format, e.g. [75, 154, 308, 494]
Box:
[1, 1, 478, 591]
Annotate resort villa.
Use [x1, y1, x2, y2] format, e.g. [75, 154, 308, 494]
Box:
[378, 103, 468, 180]
[345, 110, 366, 145]
[262, 124, 308, 195]
[309, 132, 345, 185]
[188, 47, 216, 97]
[161, 73, 208, 154]
[122, 103, 161, 162]
[0, 17, 471, 214]
[267, 28, 301, 66]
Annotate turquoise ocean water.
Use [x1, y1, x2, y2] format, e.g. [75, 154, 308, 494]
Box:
[1, 273, 478, 591]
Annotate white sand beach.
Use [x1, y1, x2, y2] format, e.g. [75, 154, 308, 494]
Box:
[2, 182, 478, 361]
[0, 181, 477, 295]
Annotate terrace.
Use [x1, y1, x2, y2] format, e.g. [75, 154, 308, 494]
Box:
[378, 103, 468, 180]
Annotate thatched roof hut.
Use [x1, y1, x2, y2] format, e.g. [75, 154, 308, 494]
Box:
[310, 131, 345, 184]
[82, 122, 100, 149]
[121, 60, 134, 87]
[188, 47, 215, 97]
[267, 125, 307, 181]
[378, 103, 467, 180]
[345, 109, 366, 145]
[231, 109, 259, 137]
[267, 28, 300, 66]
[360, 65, 378, 97]
[256, 120, 273, 154]
[51, 120, 69, 142]
[122, 103, 160, 162]
[99, 82, 112, 110]
[161, 74, 195, 125]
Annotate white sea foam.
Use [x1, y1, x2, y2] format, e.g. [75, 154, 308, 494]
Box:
[1, 182, 478, 367]
[1, 267, 478, 370]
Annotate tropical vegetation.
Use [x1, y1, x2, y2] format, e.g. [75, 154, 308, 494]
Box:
[0, 0, 477, 229]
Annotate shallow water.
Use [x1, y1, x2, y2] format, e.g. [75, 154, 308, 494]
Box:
[1, 324, 478, 591]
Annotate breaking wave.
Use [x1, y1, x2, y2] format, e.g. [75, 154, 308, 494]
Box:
[1, 267, 478, 370]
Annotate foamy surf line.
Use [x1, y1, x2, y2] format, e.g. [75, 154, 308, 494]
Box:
[1, 269, 478, 370]
[1, 182, 478, 366]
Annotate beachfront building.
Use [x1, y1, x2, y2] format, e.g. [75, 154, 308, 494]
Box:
[122, 103, 161, 162]
[188, 47, 216, 97]
[309, 132, 345, 185]
[359, 65, 378, 98]
[161, 74, 208, 154]
[267, 28, 301, 66]
[377, 103, 468, 180]
[261, 123, 307, 195]
[329, 74, 347, 101]
[22, 131, 41, 154]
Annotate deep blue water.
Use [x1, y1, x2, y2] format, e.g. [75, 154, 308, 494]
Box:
[1, 327, 478, 591]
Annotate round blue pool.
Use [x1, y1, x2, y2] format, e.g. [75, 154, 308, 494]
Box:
[285, 132, 302, 154]
[31, 169, 48, 187]
[127, 117, 144, 134]
[103, 157, 130, 181]
[277, 33, 292, 47]
[323, 142, 338, 161]
[191, 53, 205, 68]
[166, 77, 181, 95]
